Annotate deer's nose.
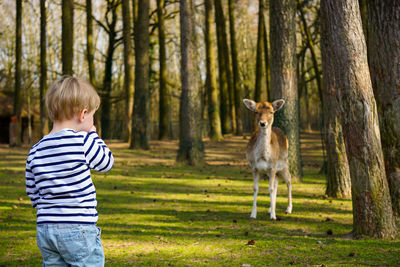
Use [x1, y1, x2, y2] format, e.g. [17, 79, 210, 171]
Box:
[259, 122, 266, 127]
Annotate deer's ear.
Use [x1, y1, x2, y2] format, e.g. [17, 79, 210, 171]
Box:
[243, 99, 257, 112]
[272, 99, 285, 112]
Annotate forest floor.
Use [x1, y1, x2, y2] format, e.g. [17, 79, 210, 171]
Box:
[0, 131, 399, 266]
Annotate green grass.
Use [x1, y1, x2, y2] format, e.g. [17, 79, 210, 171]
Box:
[0, 133, 399, 266]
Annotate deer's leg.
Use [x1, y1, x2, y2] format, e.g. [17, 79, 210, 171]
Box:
[282, 167, 292, 214]
[250, 169, 260, 219]
[269, 167, 277, 220]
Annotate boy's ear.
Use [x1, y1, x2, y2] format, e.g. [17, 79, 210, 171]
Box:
[272, 99, 285, 112]
[243, 99, 257, 112]
[78, 109, 88, 122]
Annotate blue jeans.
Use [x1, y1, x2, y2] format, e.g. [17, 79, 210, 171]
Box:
[36, 224, 104, 267]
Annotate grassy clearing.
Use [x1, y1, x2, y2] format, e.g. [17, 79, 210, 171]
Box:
[0, 132, 399, 266]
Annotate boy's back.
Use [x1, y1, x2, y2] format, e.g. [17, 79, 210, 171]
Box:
[26, 128, 113, 225]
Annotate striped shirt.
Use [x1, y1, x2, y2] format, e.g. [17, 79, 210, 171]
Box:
[25, 129, 114, 225]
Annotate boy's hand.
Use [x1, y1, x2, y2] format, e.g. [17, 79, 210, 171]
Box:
[89, 125, 97, 133]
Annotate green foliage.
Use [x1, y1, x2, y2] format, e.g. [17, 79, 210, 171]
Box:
[0, 136, 399, 266]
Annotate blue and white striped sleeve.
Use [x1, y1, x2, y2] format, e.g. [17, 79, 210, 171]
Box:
[25, 159, 39, 208]
[82, 131, 114, 172]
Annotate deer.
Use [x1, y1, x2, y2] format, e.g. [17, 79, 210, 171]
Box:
[243, 99, 292, 220]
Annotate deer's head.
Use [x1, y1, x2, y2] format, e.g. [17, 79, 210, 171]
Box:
[243, 99, 285, 129]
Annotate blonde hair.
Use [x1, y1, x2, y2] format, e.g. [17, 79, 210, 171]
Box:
[46, 76, 100, 121]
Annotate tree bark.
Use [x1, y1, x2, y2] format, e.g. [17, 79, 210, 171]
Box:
[263, 0, 270, 102]
[14, 0, 22, 146]
[62, 0, 74, 76]
[214, 0, 231, 134]
[100, 0, 119, 139]
[131, 0, 150, 149]
[157, 0, 171, 140]
[367, 0, 400, 219]
[122, 0, 135, 142]
[177, 0, 204, 165]
[321, 0, 397, 238]
[205, 0, 223, 141]
[228, 0, 243, 135]
[254, 0, 264, 103]
[270, 0, 302, 181]
[40, 0, 48, 137]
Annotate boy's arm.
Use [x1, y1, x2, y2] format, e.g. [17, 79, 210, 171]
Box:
[25, 161, 39, 208]
[83, 131, 114, 172]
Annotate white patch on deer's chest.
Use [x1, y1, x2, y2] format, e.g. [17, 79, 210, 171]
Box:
[253, 130, 273, 171]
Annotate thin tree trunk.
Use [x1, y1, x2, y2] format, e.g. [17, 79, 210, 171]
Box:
[177, 0, 204, 165]
[40, 0, 48, 137]
[228, 0, 242, 135]
[262, 0, 271, 102]
[321, 0, 397, 238]
[205, 0, 223, 141]
[14, 0, 22, 146]
[270, 0, 302, 182]
[157, 0, 171, 140]
[131, 0, 150, 149]
[367, 0, 400, 219]
[62, 0, 74, 75]
[214, 0, 231, 134]
[122, 0, 134, 142]
[254, 0, 264, 103]
[100, 1, 118, 139]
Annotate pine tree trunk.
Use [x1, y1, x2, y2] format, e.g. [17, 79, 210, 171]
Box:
[254, 0, 264, 103]
[14, 0, 22, 146]
[122, 0, 134, 142]
[263, 0, 270, 102]
[270, 0, 302, 181]
[228, 0, 242, 136]
[367, 0, 400, 219]
[205, 0, 223, 141]
[177, 0, 204, 165]
[214, 0, 231, 134]
[321, 0, 397, 238]
[131, 0, 150, 149]
[40, 0, 48, 137]
[157, 0, 171, 140]
[62, 0, 73, 76]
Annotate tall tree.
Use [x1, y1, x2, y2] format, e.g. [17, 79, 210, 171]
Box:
[254, 0, 264, 103]
[262, 0, 271, 102]
[62, 0, 74, 75]
[205, 0, 223, 141]
[214, 0, 231, 134]
[228, 0, 242, 135]
[99, 0, 120, 139]
[86, 0, 96, 88]
[299, 0, 351, 198]
[367, 0, 400, 218]
[177, 0, 204, 165]
[40, 0, 48, 137]
[321, 0, 397, 238]
[157, 0, 171, 140]
[131, 0, 150, 149]
[14, 0, 22, 146]
[270, 0, 302, 181]
[122, 0, 134, 142]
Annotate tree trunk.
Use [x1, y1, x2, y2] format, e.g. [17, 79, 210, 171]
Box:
[321, 0, 397, 238]
[270, 0, 302, 181]
[40, 0, 48, 137]
[254, 0, 264, 103]
[157, 0, 171, 140]
[62, 0, 74, 75]
[131, 0, 150, 149]
[14, 0, 22, 146]
[100, 1, 118, 139]
[214, 0, 231, 134]
[177, 0, 204, 165]
[228, 0, 243, 135]
[367, 0, 400, 219]
[122, 0, 134, 142]
[205, 0, 223, 141]
[263, 0, 271, 102]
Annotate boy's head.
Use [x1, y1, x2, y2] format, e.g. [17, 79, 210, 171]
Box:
[46, 76, 100, 122]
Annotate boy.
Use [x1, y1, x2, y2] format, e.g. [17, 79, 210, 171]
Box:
[25, 76, 114, 266]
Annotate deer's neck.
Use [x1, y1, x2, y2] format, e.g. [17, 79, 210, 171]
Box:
[255, 126, 272, 157]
